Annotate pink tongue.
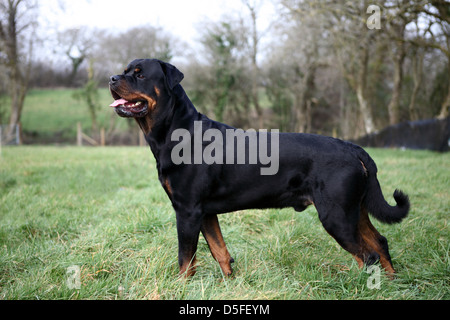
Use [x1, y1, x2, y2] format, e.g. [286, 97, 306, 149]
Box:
[109, 98, 129, 107]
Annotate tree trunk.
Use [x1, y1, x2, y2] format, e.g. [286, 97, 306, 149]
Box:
[1, 0, 33, 142]
[302, 65, 316, 133]
[6, 63, 28, 142]
[388, 45, 405, 124]
[356, 84, 375, 134]
[356, 39, 375, 134]
[387, 23, 406, 125]
[247, 1, 263, 129]
[408, 48, 424, 121]
[68, 55, 85, 87]
[290, 89, 303, 132]
[437, 60, 450, 119]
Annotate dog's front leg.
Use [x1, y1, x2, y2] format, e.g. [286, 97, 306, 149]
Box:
[201, 214, 234, 276]
[175, 209, 203, 277]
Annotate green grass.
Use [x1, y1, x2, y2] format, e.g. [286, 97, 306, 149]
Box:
[15, 88, 129, 142]
[0, 146, 448, 300]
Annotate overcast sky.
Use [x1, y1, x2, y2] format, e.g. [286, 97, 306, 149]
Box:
[38, 0, 276, 52]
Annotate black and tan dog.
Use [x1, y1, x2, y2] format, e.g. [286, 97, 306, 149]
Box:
[109, 59, 409, 278]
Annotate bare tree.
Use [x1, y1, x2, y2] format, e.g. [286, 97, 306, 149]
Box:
[421, 0, 449, 119]
[282, 0, 378, 134]
[385, 6, 408, 125]
[330, 0, 378, 134]
[58, 28, 94, 87]
[383, 0, 436, 124]
[0, 0, 37, 140]
[72, 59, 100, 132]
[268, 8, 324, 133]
[184, 16, 270, 129]
[243, 0, 264, 128]
[396, 0, 449, 119]
[94, 26, 177, 79]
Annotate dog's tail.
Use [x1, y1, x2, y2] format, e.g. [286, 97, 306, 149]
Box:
[360, 155, 410, 224]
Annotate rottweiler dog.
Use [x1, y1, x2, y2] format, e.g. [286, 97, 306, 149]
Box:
[109, 59, 410, 278]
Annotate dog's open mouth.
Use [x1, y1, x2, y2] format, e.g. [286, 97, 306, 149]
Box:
[109, 89, 149, 117]
[110, 98, 147, 112]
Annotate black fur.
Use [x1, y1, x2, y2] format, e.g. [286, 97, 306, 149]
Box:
[109, 59, 410, 277]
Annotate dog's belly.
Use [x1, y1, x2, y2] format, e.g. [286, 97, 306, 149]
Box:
[202, 163, 315, 214]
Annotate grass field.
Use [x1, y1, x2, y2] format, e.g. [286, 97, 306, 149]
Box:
[18, 88, 117, 141]
[0, 146, 448, 300]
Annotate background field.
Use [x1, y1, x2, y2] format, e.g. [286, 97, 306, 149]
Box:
[18, 88, 126, 144]
[0, 146, 448, 300]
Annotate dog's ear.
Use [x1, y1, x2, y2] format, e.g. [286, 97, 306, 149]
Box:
[159, 61, 184, 90]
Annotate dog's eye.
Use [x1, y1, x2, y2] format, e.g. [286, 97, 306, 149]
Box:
[137, 74, 145, 79]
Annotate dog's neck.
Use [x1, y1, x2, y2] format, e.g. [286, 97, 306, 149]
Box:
[135, 115, 153, 137]
[135, 85, 202, 161]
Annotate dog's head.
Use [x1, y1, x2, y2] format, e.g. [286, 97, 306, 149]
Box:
[109, 59, 184, 118]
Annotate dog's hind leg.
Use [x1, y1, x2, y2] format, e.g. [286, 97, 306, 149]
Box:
[201, 214, 234, 276]
[313, 166, 388, 270]
[314, 199, 381, 269]
[358, 208, 396, 277]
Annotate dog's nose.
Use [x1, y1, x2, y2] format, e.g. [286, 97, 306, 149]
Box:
[110, 75, 121, 83]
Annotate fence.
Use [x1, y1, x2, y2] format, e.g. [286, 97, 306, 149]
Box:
[76, 122, 105, 146]
[76, 122, 146, 147]
[0, 122, 146, 147]
[0, 124, 22, 157]
[0, 124, 21, 146]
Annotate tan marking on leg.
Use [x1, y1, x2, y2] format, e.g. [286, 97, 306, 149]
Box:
[201, 215, 233, 276]
[358, 209, 396, 278]
[179, 256, 197, 278]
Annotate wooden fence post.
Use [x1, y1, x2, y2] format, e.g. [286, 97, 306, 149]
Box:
[100, 128, 105, 146]
[17, 123, 23, 145]
[139, 131, 145, 146]
[77, 122, 82, 146]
